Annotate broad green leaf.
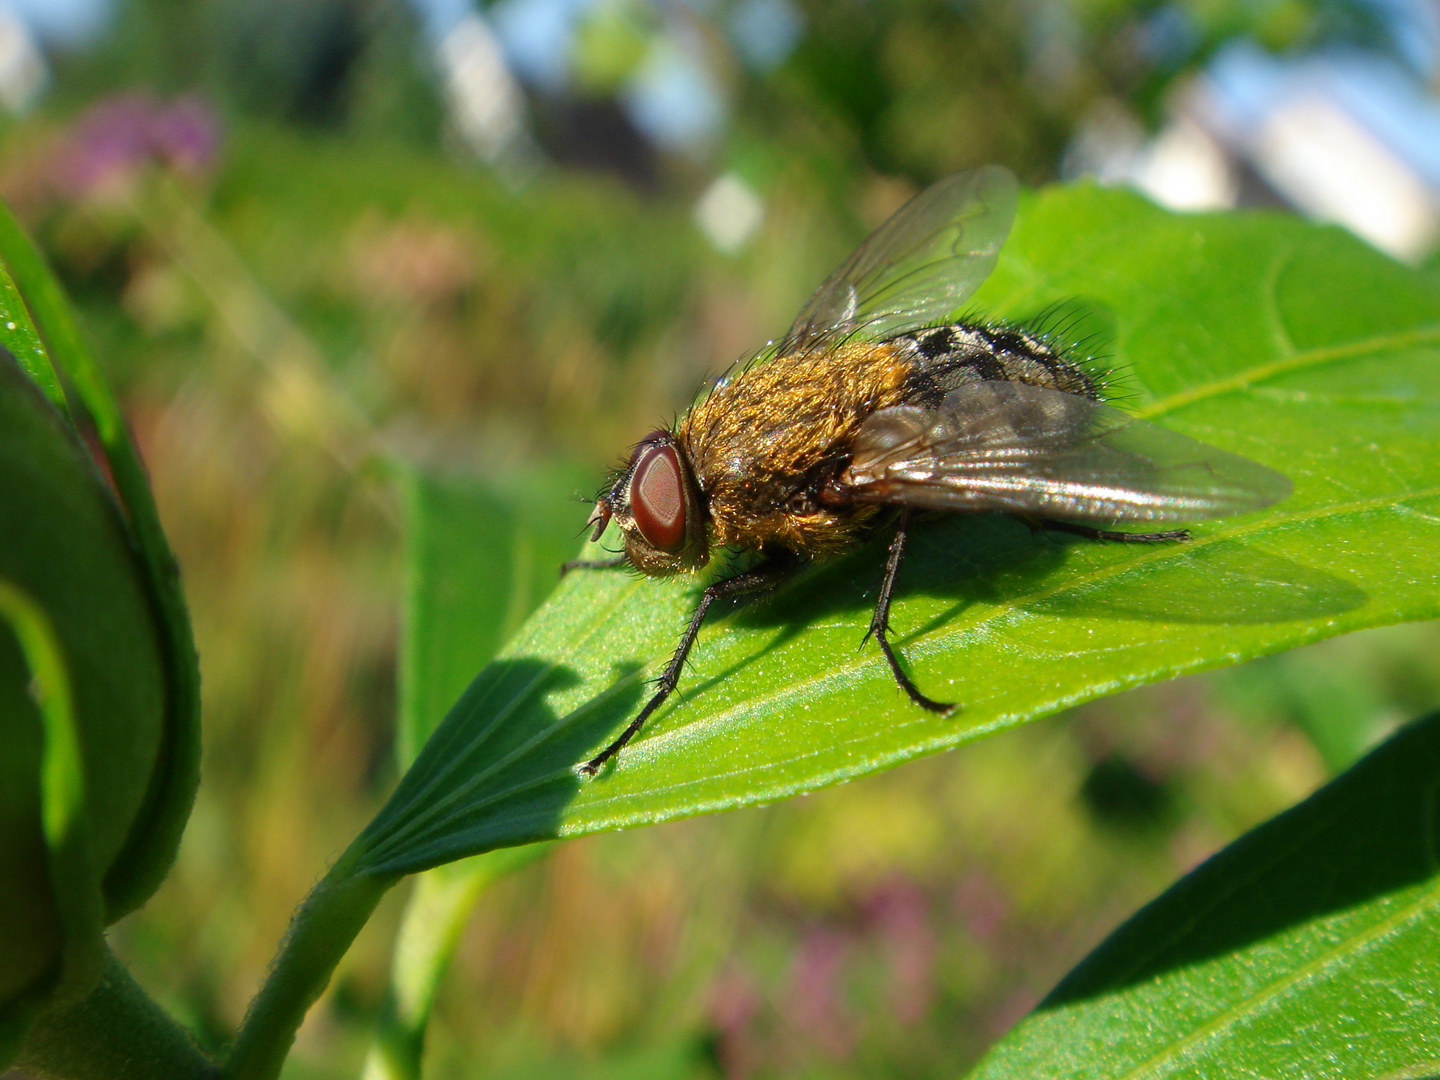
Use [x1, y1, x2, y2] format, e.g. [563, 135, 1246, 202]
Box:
[0, 353, 163, 1053]
[397, 465, 595, 764]
[0, 200, 201, 921]
[969, 711, 1440, 1079]
[355, 183, 1440, 876]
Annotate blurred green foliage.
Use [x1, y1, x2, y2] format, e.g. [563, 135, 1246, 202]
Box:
[1, 0, 1434, 1075]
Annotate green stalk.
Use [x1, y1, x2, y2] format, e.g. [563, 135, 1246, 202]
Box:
[16, 948, 216, 1080]
[222, 853, 397, 1080]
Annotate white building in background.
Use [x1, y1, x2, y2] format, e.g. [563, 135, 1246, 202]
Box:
[435, 11, 540, 184]
[0, 5, 46, 113]
[1075, 41, 1440, 263]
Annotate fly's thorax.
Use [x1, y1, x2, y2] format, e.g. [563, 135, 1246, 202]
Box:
[672, 341, 916, 555]
[679, 341, 915, 486]
[596, 429, 710, 577]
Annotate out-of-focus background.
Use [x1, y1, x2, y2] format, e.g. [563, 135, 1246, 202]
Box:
[4, 0, 1439, 1076]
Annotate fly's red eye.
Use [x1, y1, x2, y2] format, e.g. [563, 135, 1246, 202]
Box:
[629, 442, 687, 552]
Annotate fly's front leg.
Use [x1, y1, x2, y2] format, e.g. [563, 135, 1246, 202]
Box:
[580, 554, 798, 776]
[866, 510, 954, 714]
[561, 555, 627, 575]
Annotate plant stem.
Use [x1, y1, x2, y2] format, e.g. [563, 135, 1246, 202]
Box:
[223, 854, 397, 1080]
[16, 947, 216, 1080]
[358, 855, 506, 1080]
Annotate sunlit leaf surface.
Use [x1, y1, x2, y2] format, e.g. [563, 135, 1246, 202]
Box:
[970, 711, 1440, 1080]
[0, 257, 64, 415]
[358, 184, 1440, 876]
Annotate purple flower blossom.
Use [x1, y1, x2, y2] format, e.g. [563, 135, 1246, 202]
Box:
[150, 96, 221, 174]
[862, 877, 936, 1025]
[51, 92, 220, 197]
[785, 927, 854, 1059]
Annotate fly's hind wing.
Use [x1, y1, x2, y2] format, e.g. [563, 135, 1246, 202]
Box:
[843, 381, 1291, 524]
[782, 166, 1019, 352]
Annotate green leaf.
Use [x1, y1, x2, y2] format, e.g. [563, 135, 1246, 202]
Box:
[0, 201, 201, 921]
[0, 259, 65, 417]
[0, 580, 93, 1071]
[0, 353, 165, 1051]
[397, 465, 595, 765]
[356, 182, 1440, 876]
[968, 711, 1440, 1079]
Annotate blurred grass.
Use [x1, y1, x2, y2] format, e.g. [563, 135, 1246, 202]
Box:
[2, 1, 1436, 1075]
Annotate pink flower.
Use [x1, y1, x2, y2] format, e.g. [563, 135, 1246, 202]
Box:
[51, 92, 220, 197]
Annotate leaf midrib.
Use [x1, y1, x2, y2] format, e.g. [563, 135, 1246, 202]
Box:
[1140, 324, 1440, 420]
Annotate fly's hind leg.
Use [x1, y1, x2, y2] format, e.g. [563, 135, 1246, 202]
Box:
[1039, 520, 1191, 544]
[866, 509, 954, 715]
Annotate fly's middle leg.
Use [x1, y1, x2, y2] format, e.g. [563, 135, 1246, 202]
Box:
[866, 509, 954, 715]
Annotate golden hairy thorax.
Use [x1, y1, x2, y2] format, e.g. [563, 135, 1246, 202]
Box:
[676, 339, 915, 556]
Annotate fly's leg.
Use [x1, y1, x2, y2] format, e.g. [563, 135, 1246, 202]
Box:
[865, 510, 954, 714]
[561, 555, 627, 575]
[1041, 520, 1191, 544]
[580, 555, 797, 776]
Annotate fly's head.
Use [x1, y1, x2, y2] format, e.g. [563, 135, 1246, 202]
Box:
[590, 430, 709, 577]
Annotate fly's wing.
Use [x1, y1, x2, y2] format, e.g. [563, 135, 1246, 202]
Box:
[782, 166, 1019, 352]
[843, 381, 1291, 524]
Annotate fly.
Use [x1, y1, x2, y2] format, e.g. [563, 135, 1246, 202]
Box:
[568, 165, 1290, 775]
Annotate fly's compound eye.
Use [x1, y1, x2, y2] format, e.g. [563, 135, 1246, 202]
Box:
[628, 441, 688, 553]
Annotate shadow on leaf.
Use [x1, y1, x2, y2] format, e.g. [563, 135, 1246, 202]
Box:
[354, 656, 644, 876]
[1020, 537, 1368, 624]
[699, 514, 1363, 700]
[1039, 711, 1440, 1008]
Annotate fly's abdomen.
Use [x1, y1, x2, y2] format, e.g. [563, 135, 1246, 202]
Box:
[893, 324, 1101, 405]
